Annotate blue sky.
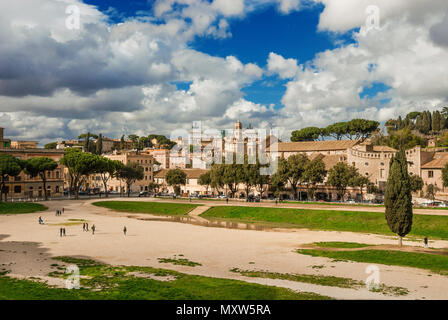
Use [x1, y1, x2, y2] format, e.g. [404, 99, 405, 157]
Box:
[2, 0, 446, 142]
[83, 0, 363, 110]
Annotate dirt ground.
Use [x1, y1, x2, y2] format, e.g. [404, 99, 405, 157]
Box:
[1, 198, 448, 300]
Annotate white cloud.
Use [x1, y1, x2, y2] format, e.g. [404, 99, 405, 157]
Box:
[277, 1, 448, 131]
[267, 52, 299, 79]
[277, 0, 301, 14]
[316, 0, 448, 33]
[0, 0, 271, 141]
[212, 0, 245, 16]
[2, 0, 448, 143]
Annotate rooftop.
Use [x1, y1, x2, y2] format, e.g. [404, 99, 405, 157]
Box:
[269, 140, 359, 152]
[422, 153, 448, 169]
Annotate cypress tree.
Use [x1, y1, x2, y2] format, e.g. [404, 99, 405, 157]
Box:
[415, 115, 423, 132]
[397, 116, 403, 130]
[96, 133, 103, 155]
[384, 149, 413, 246]
[85, 132, 91, 152]
[432, 111, 441, 133]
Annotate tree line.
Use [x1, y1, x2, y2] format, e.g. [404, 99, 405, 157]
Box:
[385, 109, 448, 135]
[45, 132, 177, 154]
[61, 148, 144, 198]
[0, 148, 145, 201]
[291, 119, 379, 142]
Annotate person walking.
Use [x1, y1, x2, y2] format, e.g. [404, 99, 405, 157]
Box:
[82, 223, 85, 231]
[275, 198, 278, 205]
[226, 197, 229, 204]
[91, 225, 95, 235]
[59, 228, 63, 237]
[63, 228, 66, 236]
[424, 237, 429, 248]
[123, 226, 127, 236]
[85, 223, 89, 231]
[62, 208, 65, 214]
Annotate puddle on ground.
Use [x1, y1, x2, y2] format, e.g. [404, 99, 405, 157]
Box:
[131, 215, 276, 232]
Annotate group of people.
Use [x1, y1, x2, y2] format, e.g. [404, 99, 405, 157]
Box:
[39, 209, 127, 238]
[83, 222, 96, 235]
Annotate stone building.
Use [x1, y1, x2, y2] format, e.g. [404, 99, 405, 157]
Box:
[94, 150, 154, 194]
[0, 148, 65, 199]
[420, 153, 448, 199]
[0, 128, 11, 149]
[154, 168, 210, 196]
[142, 148, 170, 170]
[10, 141, 39, 149]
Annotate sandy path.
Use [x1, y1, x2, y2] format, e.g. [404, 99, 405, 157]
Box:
[0, 199, 448, 300]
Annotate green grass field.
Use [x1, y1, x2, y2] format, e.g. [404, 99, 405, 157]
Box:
[283, 201, 384, 208]
[297, 248, 448, 275]
[0, 202, 47, 214]
[312, 242, 371, 249]
[230, 268, 408, 296]
[92, 201, 199, 216]
[0, 257, 331, 300]
[201, 206, 448, 240]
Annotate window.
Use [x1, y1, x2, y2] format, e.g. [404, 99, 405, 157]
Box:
[428, 171, 434, 178]
[365, 162, 369, 166]
[14, 186, 21, 194]
[56, 171, 60, 179]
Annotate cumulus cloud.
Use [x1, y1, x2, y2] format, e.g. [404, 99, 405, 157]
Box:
[316, 0, 448, 33]
[212, 0, 245, 17]
[277, 0, 448, 130]
[267, 52, 299, 79]
[2, 0, 448, 143]
[277, 0, 301, 14]
[0, 0, 271, 141]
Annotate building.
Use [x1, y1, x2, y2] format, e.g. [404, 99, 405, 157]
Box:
[169, 121, 280, 170]
[56, 139, 83, 150]
[269, 139, 359, 159]
[96, 137, 133, 153]
[89, 150, 154, 194]
[421, 153, 448, 199]
[154, 168, 211, 196]
[0, 148, 65, 199]
[0, 128, 11, 149]
[142, 148, 170, 170]
[267, 138, 448, 201]
[10, 141, 39, 149]
[0, 128, 64, 199]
